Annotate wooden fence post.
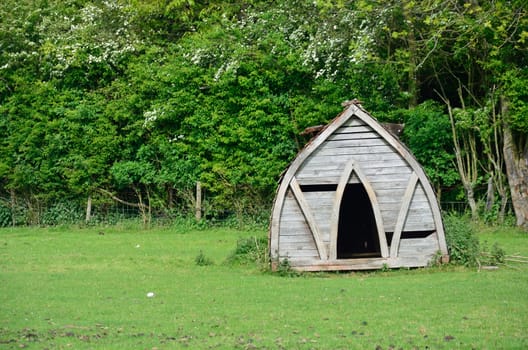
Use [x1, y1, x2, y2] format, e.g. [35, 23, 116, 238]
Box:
[195, 181, 202, 221]
[85, 195, 92, 224]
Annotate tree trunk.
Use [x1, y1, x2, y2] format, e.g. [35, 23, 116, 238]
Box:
[167, 185, 174, 208]
[485, 176, 494, 212]
[465, 183, 478, 219]
[499, 194, 508, 224]
[502, 99, 528, 229]
[441, 96, 479, 219]
[403, 3, 418, 108]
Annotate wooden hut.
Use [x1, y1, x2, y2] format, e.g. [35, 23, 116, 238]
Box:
[269, 102, 449, 271]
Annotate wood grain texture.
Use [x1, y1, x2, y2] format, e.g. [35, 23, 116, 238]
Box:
[329, 159, 389, 260]
[390, 172, 418, 257]
[289, 177, 328, 260]
[269, 104, 448, 270]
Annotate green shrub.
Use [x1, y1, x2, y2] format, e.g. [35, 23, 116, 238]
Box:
[276, 258, 301, 277]
[0, 202, 12, 227]
[444, 214, 507, 267]
[444, 214, 480, 266]
[226, 236, 268, 267]
[41, 201, 83, 226]
[481, 241, 506, 265]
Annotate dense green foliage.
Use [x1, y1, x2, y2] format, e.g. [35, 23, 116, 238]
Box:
[1, 0, 527, 225]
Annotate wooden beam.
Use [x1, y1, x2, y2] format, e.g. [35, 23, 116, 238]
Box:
[195, 181, 202, 221]
[289, 177, 328, 260]
[390, 172, 418, 258]
[350, 106, 448, 258]
[329, 160, 389, 260]
[270, 104, 449, 269]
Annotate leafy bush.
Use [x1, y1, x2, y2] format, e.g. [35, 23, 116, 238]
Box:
[226, 236, 268, 267]
[41, 201, 83, 226]
[444, 214, 506, 267]
[444, 214, 481, 266]
[0, 202, 12, 227]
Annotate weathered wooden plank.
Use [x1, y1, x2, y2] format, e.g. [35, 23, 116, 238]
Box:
[297, 170, 414, 181]
[296, 176, 415, 189]
[281, 201, 331, 217]
[308, 150, 403, 162]
[281, 191, 333, 238]
[302, 191, 335, 204]
[301, 157, 408, 170]
[279, 194, 311, 236]
[319, 143, 394, 154]
[281, 203, 333, 216]
[298, 167, 414, 180]
[378, 192, 429, 204]
[398, 234, 438, 256]
[279, 241, 320, 251]
[286, 254, 435, 271]
[279, 220, 313, 231]
[343, 117, 366, 127]
[295, 173, 414, 187]
[278, 249, 319, 258]
[379, 200, 432, 211]
[287, 257, 392, 271]
[289, 177, 328, 260]
[278, 220, 331, 238]
[280, 194, 303, 216]
[391, 255, 435, 268]
[381, 214, 433, 231]
[279, 235, 318, 243]
[401, 222, 436, 232]
[406, 207, 435, 221]
[390, 172, 418, 258]
[326, 135, 388, 145]
[333, 125, 372, 134]
[375, 187, 409, 196]
[299, 162, 412, 177]
[330, 131, 379, 140]
[407, 184, 433, 212]
[303, 192, 333, 243]
[381, 208, 436, 223]
[298, 160, 406, 174]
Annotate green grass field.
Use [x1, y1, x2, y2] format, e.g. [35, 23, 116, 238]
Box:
[1, 223, 527, 349]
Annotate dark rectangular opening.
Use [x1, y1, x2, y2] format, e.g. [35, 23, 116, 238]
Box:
[300, 184, 338, 192]
[385, 232, 394, 244]
[401, 230, 435, 239]
[385, 231, 434, 242]
[337, 183, 380, 259]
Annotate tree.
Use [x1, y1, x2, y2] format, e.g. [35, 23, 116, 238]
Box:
[502, 69, 528, 229]
[398, 101, 459, 199]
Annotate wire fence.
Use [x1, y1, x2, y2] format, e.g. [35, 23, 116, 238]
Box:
[441, 201, 469, 213]
[0, 197, 268, 228]
[0, 197, 514, 228]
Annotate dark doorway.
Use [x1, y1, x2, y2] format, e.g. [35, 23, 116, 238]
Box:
[337, 183, 381, 259]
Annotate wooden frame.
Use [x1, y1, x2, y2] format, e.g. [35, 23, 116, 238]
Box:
[269, 103, 449, 271]
[329, 159, 388, 260]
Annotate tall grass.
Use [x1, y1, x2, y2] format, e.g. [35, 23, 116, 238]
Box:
[1, 223, 527, 349]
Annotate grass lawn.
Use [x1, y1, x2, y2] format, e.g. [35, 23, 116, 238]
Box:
[1, 222, 527, 349]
